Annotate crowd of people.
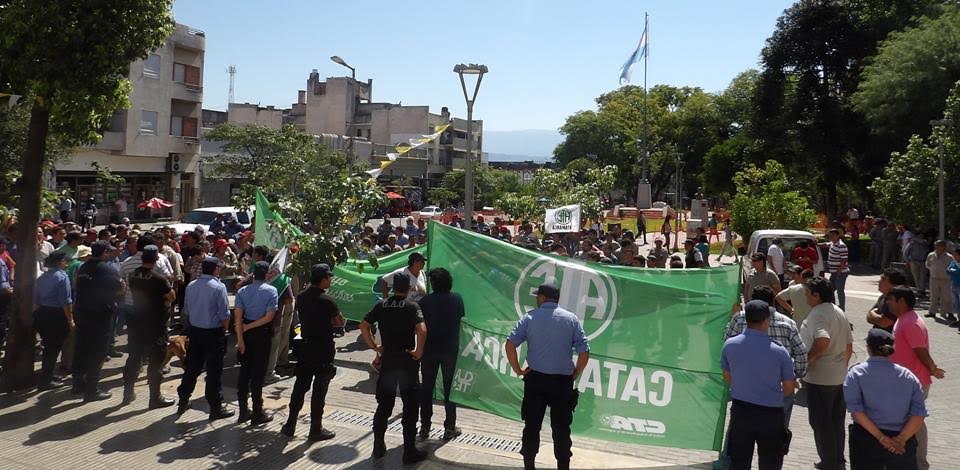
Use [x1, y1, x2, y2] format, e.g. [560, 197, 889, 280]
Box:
[3, 206, 960, 469]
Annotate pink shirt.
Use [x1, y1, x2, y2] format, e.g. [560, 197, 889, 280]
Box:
[891, 310, 931, 385]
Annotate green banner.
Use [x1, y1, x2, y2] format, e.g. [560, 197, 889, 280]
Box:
[426, 221, 737, 451]
[327, 245, 426, 321]
[255, 188, 303, 251]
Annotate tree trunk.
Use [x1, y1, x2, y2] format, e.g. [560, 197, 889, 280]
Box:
[0, 99, 49, 392]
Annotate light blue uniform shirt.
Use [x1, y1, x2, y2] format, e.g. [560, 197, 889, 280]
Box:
[185, 274, 230, 328]
[507, 302, 590, 375]
[35, 268, 72, 308]
[235, 280, 278, 322]
[721, 328, 795, 408]
[844, 356, 928, 432]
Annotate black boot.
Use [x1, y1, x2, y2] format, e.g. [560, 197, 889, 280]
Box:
[149, 396, 175, 409]
[281, 417, 297, 437]
[307, 422, 336, 441]
[557, 459, 570, 470]
[122, 386, 136, 404]
[372, 432, 386, 459]
[250, 407, 273, 426]
[209, 405, 236, 421]
[523, 454, 536, 470]
[237, 401, 250, 424]
[402, 429, 427, 464]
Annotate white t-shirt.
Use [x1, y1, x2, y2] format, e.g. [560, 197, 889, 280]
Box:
[382, 267, 427, 303]
[115, 199, 128, 212]
[767, 244, 785, 275]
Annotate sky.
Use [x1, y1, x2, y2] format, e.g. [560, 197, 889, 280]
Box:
[173, 0, 795, 132]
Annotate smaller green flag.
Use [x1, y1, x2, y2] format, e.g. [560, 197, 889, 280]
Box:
[254, 188, 302, 251]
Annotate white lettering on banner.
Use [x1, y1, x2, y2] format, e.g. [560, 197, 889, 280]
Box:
[323, 288, 355, 303]
[453, 369, 475, 393]
[514, 256, 617, 341]
[602, 415, 667, 436]
[461, 327, 673, 406]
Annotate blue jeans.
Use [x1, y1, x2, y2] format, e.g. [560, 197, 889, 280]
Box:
[831, 272, 848, 311]
[952, 285, 960, 317]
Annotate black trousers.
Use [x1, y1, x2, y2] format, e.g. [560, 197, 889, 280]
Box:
[520, 371, 578, 463]
[237, 323, 271, 410]
[122, 313, 166, 399]
[727, 399, 786, 470]
[177, 326, 226, 409]
[289, 353, 336, 425]
[420, 352, 457, 430]
[34, 306, 68, 384]
[72, 310, 112, 395]
[0, 295, 10, 347]
[849, 423, 917, 470]
[807, 383, 847, 470]
[374, 354, 420, 449]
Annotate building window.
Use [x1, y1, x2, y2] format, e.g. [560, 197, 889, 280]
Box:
[170, 116, 198, 137]
[144, 54, 161, 78]
[173, 63, 201, 88]
[140, 110, 158, 135]
[107, 110, 126, 132]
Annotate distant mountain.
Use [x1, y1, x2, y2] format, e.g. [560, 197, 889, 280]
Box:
[483, 129, 563, 159]
[486, 153, 552, 163]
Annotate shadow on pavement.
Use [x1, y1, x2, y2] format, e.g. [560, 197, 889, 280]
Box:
[23, 402, 140, 444]
[98, 413, 206, 454]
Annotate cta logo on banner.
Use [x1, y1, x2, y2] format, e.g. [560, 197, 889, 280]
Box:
[545, 204, 581, 233]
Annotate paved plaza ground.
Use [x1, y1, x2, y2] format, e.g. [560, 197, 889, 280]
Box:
[0, 266, 957, 469]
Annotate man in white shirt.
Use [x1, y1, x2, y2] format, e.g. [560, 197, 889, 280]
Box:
[767, 237, 786, 286]
[380, 252, 427, 303]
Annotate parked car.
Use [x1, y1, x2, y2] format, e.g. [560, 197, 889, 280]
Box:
[741, 229, 826, 283]
[417, 206, 442, 219]
[166, 206, 253, 234]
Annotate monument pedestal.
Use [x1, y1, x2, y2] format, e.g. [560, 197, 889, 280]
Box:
[636, 181, 652, 209]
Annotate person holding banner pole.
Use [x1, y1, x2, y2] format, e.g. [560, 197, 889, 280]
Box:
[505, 283, 590, 470]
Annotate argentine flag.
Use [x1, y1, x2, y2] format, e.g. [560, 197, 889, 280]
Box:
[619, 21, 649, 85]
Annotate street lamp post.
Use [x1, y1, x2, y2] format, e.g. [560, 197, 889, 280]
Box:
[454, 63, 488, 231]
[330, 55, 355, 80]
[675, 153, 683, 251]
[930, 119, 954, 239]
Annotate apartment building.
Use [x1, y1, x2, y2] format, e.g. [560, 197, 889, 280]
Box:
[55, 23, 205, 222]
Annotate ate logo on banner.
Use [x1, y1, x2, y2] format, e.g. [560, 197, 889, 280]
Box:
[514, 256, 618, 340]
[554, 208, 573, 225]
[600, 415, 667, 436]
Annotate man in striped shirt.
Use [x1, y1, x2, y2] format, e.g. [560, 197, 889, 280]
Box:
[827, 229, 849, 311]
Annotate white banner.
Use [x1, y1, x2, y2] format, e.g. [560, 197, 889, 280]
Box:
[544, 204, 582, 233]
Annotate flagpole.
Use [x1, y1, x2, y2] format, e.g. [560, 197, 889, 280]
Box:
[636, 12, 652, 209]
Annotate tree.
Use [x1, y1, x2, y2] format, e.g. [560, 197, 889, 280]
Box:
[495, 165, 617, 223]
[854, 5, 960, 148]
[0, 0, 174, 391]
[206, 123, 386, 278]
[728, 160, 817, 240]
[870, 82, 960, 228]
[554, 85, 727, 201]
[0, 97, 69, 216]
[427, 187, 458, 207]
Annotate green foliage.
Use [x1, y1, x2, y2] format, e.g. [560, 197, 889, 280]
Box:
[91, 161, 126, 186]
[870, 82, 960, 228]
[728, 160, 817, 239]
[554, 85, 727, 201]
[206, 123, 386, 278]
[0, 100, 68, 214]
[438, 164, 520, 208]
[495, 165, 617, 222]
[427, 187, 458, 207]
[854, 5, 960, 146]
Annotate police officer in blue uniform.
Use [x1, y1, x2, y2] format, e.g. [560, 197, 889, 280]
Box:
[234, 261, 278, 425]
[73, 241, 123, 401]
[176, 256, 234, 421]
[844, 328, 928, 469]
[505, 284, 590, 470]
[0, 237, 12, 351]
[34, 250, 73, 390]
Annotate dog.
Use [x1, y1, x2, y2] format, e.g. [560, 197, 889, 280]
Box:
[162, 335, 189, 369]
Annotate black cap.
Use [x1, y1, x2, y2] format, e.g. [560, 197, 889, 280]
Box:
[253, 260, 270, 279]
[408, 251, 426, 265]
[535, 283, 560, 300]
[866, 328, 895, 350]
[744, 300, 771, 323]
[311, 263, 332, 281]
[90, 240, 116, 257]
[684, 238, 696, 245]
[392, 272, 411, 290]
[201, 256, 222, 271]
[141, 244, 160, 263]
[45, 250, 68, 267]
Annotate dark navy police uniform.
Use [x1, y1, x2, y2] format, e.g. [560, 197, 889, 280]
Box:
[73, 257, 123, 398]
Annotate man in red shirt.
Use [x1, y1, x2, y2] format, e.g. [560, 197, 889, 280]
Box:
[888, 286, 945, 470]
[791, 240, 819, 274]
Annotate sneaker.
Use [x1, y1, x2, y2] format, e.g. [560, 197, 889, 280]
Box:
[402, 447, 428, 465]
[149, 396, 176, 408]
[264, 373, 282, 385]
[442, 427, 462, 440]
[307, 427, 336, 441]
[418, 425, 431, 440]
[209, 406, 236, 421]
[83, 390, 112, 402]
